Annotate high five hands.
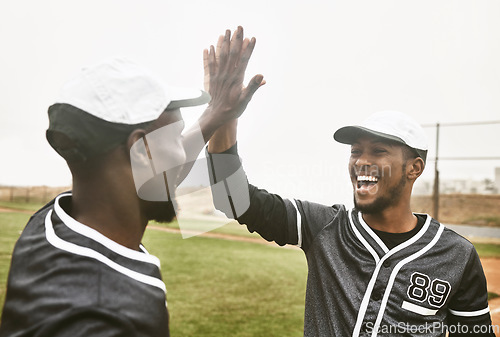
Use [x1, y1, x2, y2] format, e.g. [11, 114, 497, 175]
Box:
[203, 26, 266, 126]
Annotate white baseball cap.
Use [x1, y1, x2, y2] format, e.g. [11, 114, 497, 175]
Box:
[47, 57, 211, 162]
[55, 57, 210, 124]
[333, 110, 429, 163]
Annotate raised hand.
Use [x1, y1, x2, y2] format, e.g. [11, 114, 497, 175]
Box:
[203, 26, 265, 125]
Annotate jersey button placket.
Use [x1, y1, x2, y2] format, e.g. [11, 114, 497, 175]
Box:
[371, 290, 382, 301]
[370, 261, 390, 301]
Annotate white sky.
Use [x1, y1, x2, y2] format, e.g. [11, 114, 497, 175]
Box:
[1, 0, 500, 205]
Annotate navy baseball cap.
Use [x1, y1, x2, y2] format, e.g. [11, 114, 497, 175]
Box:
[47, 57, 210, 162]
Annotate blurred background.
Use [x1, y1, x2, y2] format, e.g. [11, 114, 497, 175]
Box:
[1, 0, 499, 209]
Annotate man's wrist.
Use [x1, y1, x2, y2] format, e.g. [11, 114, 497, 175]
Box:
[208, 120, 238, 153]
[197, 106, 225, 143]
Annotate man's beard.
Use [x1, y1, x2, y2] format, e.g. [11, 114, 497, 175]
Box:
[141, 199, 178, 223]
[138, 169, 181, 223]
[354, 164, 407, 214]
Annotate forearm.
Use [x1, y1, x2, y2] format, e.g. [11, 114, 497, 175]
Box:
[181, 106, 233, 161]
[179, 112, 237, 183]
[205, 142, 299, 246]
[208, 120, 238, 153]
[183, 108, 237, 159]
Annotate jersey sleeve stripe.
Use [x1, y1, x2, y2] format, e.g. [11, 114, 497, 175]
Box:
[402, 301, 438, 316]
[290, 199, 302, 248]
[449, 306, 490, 317]
[45, 210, 167, 293]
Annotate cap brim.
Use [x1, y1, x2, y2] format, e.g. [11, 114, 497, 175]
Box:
[333, 126, 428, 163]
[166, 88, 211, 110]
[334, 126, 406, 145]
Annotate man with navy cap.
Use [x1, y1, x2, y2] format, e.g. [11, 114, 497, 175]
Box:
[0, 26, 264, 337]
[206, 106, 495, 334]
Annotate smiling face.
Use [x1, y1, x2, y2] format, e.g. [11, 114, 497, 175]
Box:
[349, 136, 415, 214]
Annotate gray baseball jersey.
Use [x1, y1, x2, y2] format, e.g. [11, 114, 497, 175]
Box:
[207, 145, 495, 337]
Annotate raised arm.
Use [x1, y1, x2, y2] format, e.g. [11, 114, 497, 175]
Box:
[202, 29, 339, 248]
[198, 26, 265, 142]
[177, 26, 264, 184]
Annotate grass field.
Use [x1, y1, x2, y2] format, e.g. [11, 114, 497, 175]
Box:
[143, 230, 306, 336]
[473, 242, 500, 258]
[1, 202, 500, 335]
[0, 200, 45, 212]
[0, 207, 307, 336]
[0, 212, 31, 310]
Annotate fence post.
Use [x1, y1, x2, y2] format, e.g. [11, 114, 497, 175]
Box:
[432, 123, 440, 220]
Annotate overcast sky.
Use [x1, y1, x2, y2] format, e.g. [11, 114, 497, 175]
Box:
[1, 0, 499, 205]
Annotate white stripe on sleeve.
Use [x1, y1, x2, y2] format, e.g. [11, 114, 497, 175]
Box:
[449, 306, 490, 317]
[290, 199, 302, 248]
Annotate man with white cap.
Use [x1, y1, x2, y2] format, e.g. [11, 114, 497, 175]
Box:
[0, 26, 264, 337]
[206, 106, 495, 335]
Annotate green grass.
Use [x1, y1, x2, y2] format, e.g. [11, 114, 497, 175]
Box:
[151, 218, 263, 240]
[0, 199, 261, 240]
[465, 216, 500, 227]
[472, 242, 500, 258]
[143, 229, 306, 336]
[0, 213, 31, 309]
[489, 292, 499, 301]
[0, 201, 43, 212]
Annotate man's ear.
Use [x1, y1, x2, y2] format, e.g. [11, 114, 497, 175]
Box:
[127, 129, 151, 165]
[127, 129, 147, 151]
[407, 157, 425, 180]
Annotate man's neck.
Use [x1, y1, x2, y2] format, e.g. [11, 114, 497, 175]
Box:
[362, 205, 417, 234]
[69, 178, 147, 251]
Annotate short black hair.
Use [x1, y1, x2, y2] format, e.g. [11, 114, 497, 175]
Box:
[47, 103, 152, 163]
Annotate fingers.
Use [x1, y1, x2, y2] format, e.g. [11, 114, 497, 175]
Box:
[211, 27, 256, 79]
[206, 26, 263, 120]
[228, 26, 244, 70]
[241, 74, 265, 105]
[238, 37, 256, 74]
[203, 49, 210, 92]
[208, 45, 216, 78]
[218, 29, 231, 73]
[216, 35, 223, 65]
[203, 49, 209, 71]
[207, 45, 217, 95]
[242, 38, 250, 53]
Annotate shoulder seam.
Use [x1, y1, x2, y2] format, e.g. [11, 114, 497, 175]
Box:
[304, 204, 346, 252]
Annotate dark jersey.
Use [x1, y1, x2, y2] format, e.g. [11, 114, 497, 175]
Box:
[207, 145, 495, 337]
[0, 193, 169, 337]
